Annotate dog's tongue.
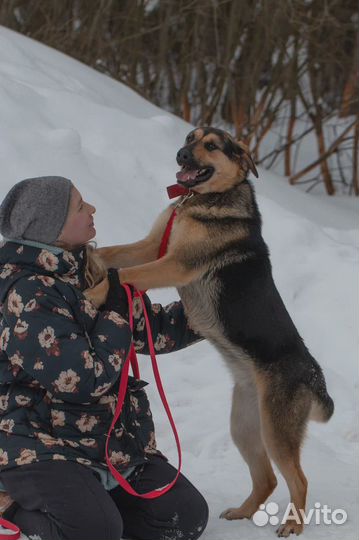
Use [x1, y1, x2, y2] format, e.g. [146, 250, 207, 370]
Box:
[176, 169, 198, 182]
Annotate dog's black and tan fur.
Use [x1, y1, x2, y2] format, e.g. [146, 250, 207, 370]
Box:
[86, 127, 334, 537]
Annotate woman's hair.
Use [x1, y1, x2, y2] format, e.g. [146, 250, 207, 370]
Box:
[55, 239, 107, 289]
[84, 243, 107, 288]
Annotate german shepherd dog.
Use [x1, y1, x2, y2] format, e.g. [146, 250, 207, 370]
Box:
[87, 127, 334, 537]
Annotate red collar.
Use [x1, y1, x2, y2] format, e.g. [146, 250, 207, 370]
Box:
[166, 184, 194, 199]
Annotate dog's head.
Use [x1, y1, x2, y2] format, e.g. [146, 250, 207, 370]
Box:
[176, 127, 258, 193]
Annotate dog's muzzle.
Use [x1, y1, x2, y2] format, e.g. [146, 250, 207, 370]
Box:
[176, 147, 214, 187]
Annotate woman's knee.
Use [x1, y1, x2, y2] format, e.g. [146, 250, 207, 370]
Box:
[75, 510, 123, 540]
[182, 487, 209, 539]
[100, 517, 124, 540]
[66, 512, 125, 540]
[4, 504, 123, 540]
[163, 480, 209, 539]
[123, 485, 208, 540]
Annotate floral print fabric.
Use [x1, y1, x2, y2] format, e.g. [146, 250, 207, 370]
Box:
[0, 241, 201, 474]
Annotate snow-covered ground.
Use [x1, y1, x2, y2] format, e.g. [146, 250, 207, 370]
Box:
[0, 25, 358, 540]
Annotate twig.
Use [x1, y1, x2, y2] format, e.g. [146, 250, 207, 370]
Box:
[289, 121, 357, 184]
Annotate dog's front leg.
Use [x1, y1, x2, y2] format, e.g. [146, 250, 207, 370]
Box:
[96, 206, 175, 269]
[119, 256, 202, 291]
[83, 278, 109, 308]
[83, 256, 195, 309]
[96, 239, 157, 269]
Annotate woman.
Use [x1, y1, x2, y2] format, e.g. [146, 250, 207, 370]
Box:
[0, 176, 208, 540]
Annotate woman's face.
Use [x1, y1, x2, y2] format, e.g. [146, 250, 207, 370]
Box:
[57, 187, 96, 248]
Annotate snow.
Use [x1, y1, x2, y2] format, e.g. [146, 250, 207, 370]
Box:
[258, 96, 357, 198]
[0, 25, 358, 540]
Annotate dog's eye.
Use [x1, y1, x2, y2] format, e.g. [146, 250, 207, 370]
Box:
[186, 134, 194, 144]
[205, 142, 218, 152]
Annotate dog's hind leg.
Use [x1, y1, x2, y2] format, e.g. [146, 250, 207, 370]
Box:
[255, 370, 311, 537]
[220, 376, 277, 521]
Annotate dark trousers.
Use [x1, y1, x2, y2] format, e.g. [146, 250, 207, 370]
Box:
[0, 455, 209, 540]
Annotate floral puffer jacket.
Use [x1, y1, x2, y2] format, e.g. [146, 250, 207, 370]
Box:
[0, 241, 200, 475]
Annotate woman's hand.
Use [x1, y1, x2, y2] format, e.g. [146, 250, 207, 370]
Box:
[83, 277, 109, 308]
[101, 269, 129, 318]
[85, 270, 129, 319]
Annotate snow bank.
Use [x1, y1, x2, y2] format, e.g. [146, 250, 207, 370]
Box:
[0, 25, 357, 540]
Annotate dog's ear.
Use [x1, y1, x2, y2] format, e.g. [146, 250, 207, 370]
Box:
[235, 140, 259, 179]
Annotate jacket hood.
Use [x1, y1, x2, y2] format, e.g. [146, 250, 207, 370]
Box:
[0, 240, 87, 304]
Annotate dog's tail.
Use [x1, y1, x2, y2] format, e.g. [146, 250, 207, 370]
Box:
[310, 391, 334, 422]
[308, 360, 334, 423]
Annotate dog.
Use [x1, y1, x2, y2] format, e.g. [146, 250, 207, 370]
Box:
[87, 127, 334, 537]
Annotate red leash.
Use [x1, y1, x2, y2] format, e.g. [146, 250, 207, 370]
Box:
[158, 208, 177, 259]
[105, 184, 187, 498]
[128, 191, 180, 380]
[105, 285, 182, 498]
[0, 517, 20, 539]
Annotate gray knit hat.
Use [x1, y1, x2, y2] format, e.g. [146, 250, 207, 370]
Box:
[0, 176, 73, 244]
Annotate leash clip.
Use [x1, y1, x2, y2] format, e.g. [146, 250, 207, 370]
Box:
[176, 192, 194, 208]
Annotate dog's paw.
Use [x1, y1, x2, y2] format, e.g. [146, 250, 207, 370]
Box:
[219, 507, 251, 520]
[83, 277, 109, 308]
[276, 521, 303, 537]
